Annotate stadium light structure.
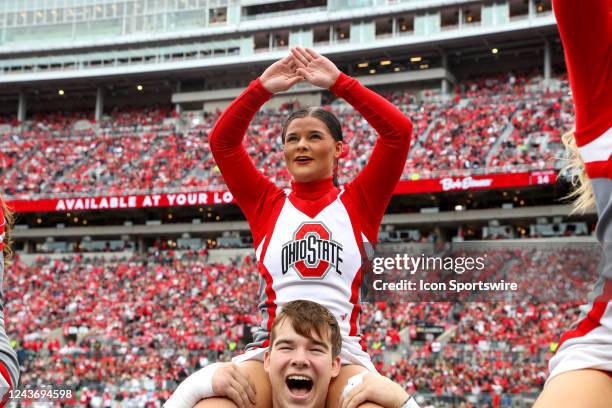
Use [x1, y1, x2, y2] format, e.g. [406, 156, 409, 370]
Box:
[58, 89, 65, 96]
[492, 48, 499, 54]
[137, 85, 144, 91]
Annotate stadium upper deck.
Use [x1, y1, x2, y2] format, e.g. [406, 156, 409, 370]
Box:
[0, 0, 557, 84]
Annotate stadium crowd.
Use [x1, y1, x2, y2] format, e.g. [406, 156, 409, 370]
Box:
[6, 245, 587, 407]
[1, 71, 582, 407]
[0, 73, 572, 200]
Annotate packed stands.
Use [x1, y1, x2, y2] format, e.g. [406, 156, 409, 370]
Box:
[0, 74, 572, 200]
[7, 245, 587, 406]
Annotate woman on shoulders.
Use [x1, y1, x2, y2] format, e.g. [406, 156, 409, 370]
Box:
[167, 48, 413, 408]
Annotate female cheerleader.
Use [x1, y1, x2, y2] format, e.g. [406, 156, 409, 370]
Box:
[0, 196, 21, 406]
[534, 1, 612, 406]
[166, 47, 413, 408]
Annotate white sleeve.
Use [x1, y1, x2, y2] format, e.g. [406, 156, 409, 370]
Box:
[401, 396, 421, 408]
[164, 363, 222, 408]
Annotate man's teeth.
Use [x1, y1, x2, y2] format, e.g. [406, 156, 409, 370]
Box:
[288, 375, 311, 381]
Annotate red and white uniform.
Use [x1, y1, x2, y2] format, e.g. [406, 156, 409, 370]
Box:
[209, 72, 412, 370]
[0, 201, 20, 406]
[548, 0, 612, 381]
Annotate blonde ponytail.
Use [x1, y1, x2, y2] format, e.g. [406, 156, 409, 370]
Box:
[1, 196, 13, 267]
[561, 131, 596, 213]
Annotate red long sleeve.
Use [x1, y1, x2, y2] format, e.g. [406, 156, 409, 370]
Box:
[331, 73, 413, 242]
[208, 79, 284, 246]
[553, 0, 612, 147]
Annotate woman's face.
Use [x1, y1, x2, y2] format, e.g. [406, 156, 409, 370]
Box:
[283, 116, 343, 183]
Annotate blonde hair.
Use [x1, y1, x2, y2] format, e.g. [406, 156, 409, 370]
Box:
[1, 195, 13, 268]
[561, 131, 596, 213]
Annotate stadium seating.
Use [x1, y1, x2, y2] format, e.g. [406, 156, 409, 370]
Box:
[8, 246, 585, 405]
[0, 74, 572, 199]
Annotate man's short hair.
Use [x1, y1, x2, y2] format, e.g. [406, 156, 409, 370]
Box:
[269, 300, 342, 358]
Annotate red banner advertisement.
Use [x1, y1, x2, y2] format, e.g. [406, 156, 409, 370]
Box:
[10, 191, 235, 213]
[8, 170, 557, 213]
[394, 170, 557, 195]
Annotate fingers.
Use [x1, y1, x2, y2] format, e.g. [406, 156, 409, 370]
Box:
[303, 47, 320, 60]
[280, 54, 294, 65]
[233, 367, 257, 405]
[226, 381, 252, 408]
[215, 365, 256, 408]
[293, 47, 321, 63]
[291, 47, 310, 68]
[340, 383, 367, 408]
[295, 68, 312, 81]
[287, 75, 304, 88]
[246, 373, 258, 405]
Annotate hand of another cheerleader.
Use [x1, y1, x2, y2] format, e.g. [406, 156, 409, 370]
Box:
[291, 47, 341, 89]
[339, 373, 413, 408]
[164, 362, 256, 408]
[260, 54, 305, 94]
[212, 362, 258, 408]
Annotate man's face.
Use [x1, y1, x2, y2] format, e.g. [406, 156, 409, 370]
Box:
[264, 319, 341, 408]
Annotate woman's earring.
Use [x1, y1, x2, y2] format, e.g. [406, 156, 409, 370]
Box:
[339, 144, 350, 158]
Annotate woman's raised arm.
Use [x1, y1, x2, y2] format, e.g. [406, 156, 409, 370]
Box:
[209, 55, 303, 235]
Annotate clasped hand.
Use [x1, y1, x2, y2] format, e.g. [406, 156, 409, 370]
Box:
[260, 47, 341, 93]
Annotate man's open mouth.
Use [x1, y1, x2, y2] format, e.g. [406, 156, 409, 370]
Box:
[285, 374, 314, 399]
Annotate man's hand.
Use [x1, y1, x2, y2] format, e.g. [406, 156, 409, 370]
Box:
[212, 362, 257, 408]
[339, 373, 410, 408]
[260, 55, 304, 94]
[291, 47, 341, 89]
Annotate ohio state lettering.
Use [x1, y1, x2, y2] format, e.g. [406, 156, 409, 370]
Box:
[281, 222, 343, 278]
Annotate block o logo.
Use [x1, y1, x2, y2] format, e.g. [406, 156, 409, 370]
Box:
[281, 222, 343, 279]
